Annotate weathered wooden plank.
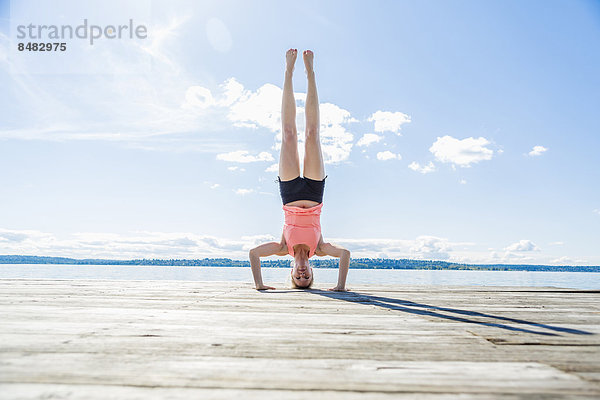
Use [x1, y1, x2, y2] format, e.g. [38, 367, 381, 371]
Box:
[0, 279, 598, 399]
[0, 354, 594, 394]
[6, 383, 598, 400]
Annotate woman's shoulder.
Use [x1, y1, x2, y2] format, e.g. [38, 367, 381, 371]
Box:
[276, 233, 289, 256]
[313, 234, 326, 257]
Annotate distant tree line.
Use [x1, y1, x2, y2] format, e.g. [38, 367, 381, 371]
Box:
[0, 255, 598, 272]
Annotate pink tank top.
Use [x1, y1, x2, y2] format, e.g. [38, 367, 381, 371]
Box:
[283, 203, 323, 257]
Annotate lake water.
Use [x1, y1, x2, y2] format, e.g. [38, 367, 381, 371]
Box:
[0, 264, 598, 290]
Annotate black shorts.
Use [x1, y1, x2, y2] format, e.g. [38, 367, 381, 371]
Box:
[278, 175, 327, 205]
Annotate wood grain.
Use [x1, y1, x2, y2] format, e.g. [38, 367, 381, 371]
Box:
[0, 279, 598, 399]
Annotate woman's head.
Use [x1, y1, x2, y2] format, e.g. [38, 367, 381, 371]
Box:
[290, 248, 313, 288]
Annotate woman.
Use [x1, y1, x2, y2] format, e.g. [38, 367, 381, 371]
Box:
[248, 49, 351, 291]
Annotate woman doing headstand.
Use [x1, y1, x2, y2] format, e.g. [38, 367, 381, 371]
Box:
[249, 49, 351, 291]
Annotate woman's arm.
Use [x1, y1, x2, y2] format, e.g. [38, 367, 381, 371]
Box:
[316, 241, 351, 291]
[248, 241, 287, 290]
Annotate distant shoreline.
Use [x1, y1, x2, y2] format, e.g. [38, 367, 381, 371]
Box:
[1, 255, 598, 273]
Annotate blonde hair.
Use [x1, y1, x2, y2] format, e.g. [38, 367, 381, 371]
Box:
[288, 259, 314, 289]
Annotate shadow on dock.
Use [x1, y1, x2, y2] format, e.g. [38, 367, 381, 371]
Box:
[305, 290, 593, 337]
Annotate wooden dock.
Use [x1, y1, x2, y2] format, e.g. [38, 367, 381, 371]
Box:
[0, 279, 599, 399]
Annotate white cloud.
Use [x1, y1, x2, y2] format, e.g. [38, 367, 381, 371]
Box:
[320, 102, 359, 125]
[234, 188, 254, 195]
[548, 241, 564, 246]
[241, 234, 278, 246]
[459, 179, 467, 184]
[217, 78, 247, 107]
[224, 82, 283, 132]
[409, 236, 453, 260]
[504, 239, 539, 252]
[203, 181, 220, 189]
[217, 150, 274, 163]
[1, 227, 596, 265]
[368, 110, 411, 135]
[528, 145, 548, 157]
[489, 250, 535, 264]
[356, 133, 382, 147]
[183, 86, 216, 109]
[187, 80, 356, 164]
[551, 256, 574, 265]
[593, 209, 600, 216]
[318, 103, 356, 163]
[429, 136, 494, 167]
[0, 228, 47, 243]
[328, 235, 478, 262]
[0, 228, 260, 259]
[408, 161, 435, 174]
[376, 151, 401, 161]
[265, 163, 279, 173]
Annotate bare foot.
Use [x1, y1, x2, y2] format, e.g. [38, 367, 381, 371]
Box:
[285, 48, 297, 73]
[303, 50, 314, 74]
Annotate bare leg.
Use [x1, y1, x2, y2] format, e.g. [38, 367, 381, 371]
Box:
[279, 48, 301, 181]
[302, 50, 325, 180]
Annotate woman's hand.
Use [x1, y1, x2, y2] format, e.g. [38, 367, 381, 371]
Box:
[255, 284, 276, 290]
[328, 285, 348, 292]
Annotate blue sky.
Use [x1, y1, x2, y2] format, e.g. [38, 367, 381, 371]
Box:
[0, 0, 599, 265]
